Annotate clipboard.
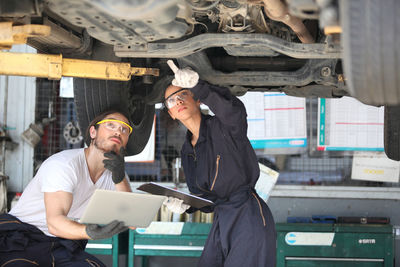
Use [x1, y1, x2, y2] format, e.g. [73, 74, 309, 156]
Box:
[137, 182, 214, 209]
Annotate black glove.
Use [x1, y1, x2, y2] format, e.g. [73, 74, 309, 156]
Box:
[85, 220, 128, 240]
[103, 147, 126, 184]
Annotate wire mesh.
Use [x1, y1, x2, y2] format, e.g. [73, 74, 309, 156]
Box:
[33, 82, 397, 188]
[34, 79, 82, 172]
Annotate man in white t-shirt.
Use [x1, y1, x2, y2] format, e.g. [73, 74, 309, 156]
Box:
[0, 109, 134, 266]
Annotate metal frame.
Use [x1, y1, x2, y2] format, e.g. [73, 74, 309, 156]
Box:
[115, 33, 341, 59]
[183, 53, 339, 86]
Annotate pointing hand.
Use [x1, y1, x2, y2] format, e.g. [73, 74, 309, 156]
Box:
[167, 60, 199, 88]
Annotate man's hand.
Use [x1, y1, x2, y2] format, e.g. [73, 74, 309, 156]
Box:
[167, 60, 199, 88]
[163, 196, 190, 214]
[86, 220, 128, 240]
[103, 147, 126, 184]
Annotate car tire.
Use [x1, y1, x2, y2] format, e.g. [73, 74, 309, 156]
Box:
[384, 105, 400, 161]
[340, 0, 400, 106]
[73, 78, 155, 156]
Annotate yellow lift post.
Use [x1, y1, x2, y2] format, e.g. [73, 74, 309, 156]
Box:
[0, 22, 159, 80]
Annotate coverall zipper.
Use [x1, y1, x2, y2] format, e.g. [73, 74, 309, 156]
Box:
[210, 155, 220, 191]
[51, 241, 55, 267]
[252, 192, 266, 226]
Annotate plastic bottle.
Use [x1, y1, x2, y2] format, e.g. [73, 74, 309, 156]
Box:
[10, 192, 22, 210]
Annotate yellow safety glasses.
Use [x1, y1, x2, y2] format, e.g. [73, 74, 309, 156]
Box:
[96, 119, 133, 135]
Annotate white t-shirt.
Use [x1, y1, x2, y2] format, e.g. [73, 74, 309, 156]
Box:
[10, 148, 118, 236]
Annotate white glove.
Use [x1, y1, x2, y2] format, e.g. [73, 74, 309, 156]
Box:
[163, 196, 190, 214]
[167, 60, 199, 88]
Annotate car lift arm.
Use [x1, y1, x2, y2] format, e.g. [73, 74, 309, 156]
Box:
[0, 52, 159, 80]
[0, 22, 159, 81]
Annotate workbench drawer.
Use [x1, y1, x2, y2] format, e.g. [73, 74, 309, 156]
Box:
[276, 223, 394, 267]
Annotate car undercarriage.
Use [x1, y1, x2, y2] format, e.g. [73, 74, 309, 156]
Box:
[1, 0, 399, 160]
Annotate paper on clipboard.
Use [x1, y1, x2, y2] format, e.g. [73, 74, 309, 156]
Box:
[137, 182, 214, 209]
[255, 163, 279, 202]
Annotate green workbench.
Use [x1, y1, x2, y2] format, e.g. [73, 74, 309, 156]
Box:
[128, 222, 212, 267]
[85, 230, 129, 267]
[276, 223, 394, 267]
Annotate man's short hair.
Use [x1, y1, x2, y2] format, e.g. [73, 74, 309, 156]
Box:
[84, 108, 132, 146]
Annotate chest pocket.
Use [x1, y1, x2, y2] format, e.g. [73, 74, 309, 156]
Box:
[210, 155, 221, 191]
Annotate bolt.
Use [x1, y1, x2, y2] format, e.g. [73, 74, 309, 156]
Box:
[321, 67, 331, 77]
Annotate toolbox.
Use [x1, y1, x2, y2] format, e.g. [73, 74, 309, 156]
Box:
[276, 223, 394, 267]
[128, 222, 212, 267]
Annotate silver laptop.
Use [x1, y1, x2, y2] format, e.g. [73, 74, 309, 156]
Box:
[79, 189, 166, 227]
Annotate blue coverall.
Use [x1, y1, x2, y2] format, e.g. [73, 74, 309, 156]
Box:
[181, 80, 276, 267]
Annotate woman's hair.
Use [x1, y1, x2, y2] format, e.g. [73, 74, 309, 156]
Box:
[84, 108, 132, 146]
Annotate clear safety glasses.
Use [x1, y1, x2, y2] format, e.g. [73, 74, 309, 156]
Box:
[164, 89, 192, 109]
[96, 119, 132, 136]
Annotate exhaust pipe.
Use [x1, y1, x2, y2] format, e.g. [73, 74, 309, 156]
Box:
[261, 0, 314, 43]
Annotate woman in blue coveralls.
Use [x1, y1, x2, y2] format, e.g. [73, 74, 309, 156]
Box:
[163, 60, 276, 267]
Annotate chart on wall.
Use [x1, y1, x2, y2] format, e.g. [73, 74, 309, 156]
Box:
[317, 97, 384, 151]
[239, 92, 307, 149]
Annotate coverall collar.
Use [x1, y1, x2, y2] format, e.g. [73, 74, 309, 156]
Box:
[185, 113, 209, 148]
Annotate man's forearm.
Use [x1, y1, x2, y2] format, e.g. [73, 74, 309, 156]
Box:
[47, 214, 90, 240]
